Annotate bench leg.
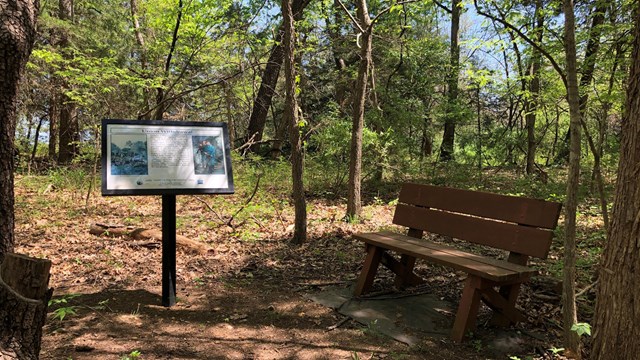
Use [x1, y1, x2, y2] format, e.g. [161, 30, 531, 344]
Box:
[489, 282, 523, 327]
[354, 245, 383, 296]
[451, 276, 482, 342]
[393, 254, 417, 289]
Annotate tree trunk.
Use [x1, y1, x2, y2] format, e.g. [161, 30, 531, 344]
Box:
[282, 0, 307, 244]
[48, 87, 58, 160]
[153, 0, 183, 121]
[130, 0, 152, 119]
[223, 81, 236, 148]
[555, 0, 607, 164]
[562, 0, 582, 356]
[439, 0, 460, 162]
[525, 0, 543, 175]
[57, 0, 78, 164]
[245, 0, 308, 152]
[327, 0, 350, 116]
[346, 0, 372, 220]
[57, 93, 77, 163]
[29, 116, 44, 172]
[0, 0, 40, 263]
[0, 253, 53, 359]
[591, 8, 640, 358]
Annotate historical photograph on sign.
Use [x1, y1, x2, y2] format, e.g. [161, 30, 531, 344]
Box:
[101, 119, 234, 195]
[193, 135, 224, 175]
[110, 134, 149, 175]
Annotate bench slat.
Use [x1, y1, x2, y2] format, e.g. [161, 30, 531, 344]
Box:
[370, 231, 533, 273]
[354, 231, 534, 283]
[398, 183, 562, 229]
[393, 204, 553, 258]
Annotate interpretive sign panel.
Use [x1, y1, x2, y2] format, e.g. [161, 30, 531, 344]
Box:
[101, 119, 234, 195]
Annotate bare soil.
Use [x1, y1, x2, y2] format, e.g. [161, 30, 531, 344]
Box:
[13, 176, 582, 359]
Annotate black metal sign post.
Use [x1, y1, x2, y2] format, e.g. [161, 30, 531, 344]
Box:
[101, 120, 234, 308]
[161, 195, 177, 307]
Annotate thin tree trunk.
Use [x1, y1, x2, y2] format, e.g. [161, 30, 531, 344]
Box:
[0, 0, 39, 263]
[282, 0, 307, 244]
[555, 0, 607, 164]
[130, 0, 152, 119]
[562, 0, 581, 356]
[153, 0, 183, 121]
[476, 85, 481, 169]
[526, 0, 543, 175]
[346, 0, 372, 219]
[48, 87, 58, 160]
[246, 0, 308, 151]
[223, 81, 236, 149]
[29, 116, 44, 172]
[57, 0, 78, 164]
[326, 0, 349, 116]
[591, 7, 640, 357]
[439, 0, 460, 162]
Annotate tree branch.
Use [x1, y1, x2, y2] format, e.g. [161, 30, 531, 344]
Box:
[473, 0, 567, 89]
[431, 0, 452, 14]
[335, 0, 364, 33]
[370, 0, 420, 27]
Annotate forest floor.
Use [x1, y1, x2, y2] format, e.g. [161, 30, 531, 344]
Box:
[13, 169, 601, 360]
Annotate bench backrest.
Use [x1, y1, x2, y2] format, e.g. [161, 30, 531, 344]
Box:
[392, 183, 562, 259]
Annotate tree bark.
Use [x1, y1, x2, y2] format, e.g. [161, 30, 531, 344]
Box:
[245, 0, 308, 152]
[223, 81, 236, 148]
[346, 0, 372, 219]
[0, 0, 40, 263]
[525, 0, 543, 175]
[153, 0, 183, 121]
[562, 0, 582, 356]
[47, 87, 58, 160]
[0, 253, 53, 359]
[282, 0, 307, 244]
[57, 0, 78, 164]
[438, 0, 461, 162]
[130, 0, 152, 119]
[591, 7, 640, 358]
[29, 116, 44, 171]
[555, 1, 607, 164]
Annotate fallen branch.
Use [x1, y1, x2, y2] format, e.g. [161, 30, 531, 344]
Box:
[576, 280, 598, 298]
[89, 224, 212, 255]
[327, 316, 351, 331]
[193, 196, 226, 224]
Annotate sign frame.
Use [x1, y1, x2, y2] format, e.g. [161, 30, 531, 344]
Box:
[101, 119, 234, 196]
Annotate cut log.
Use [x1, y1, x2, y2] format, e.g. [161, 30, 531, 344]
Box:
[0, 253, 53, 360]
[89, 223, 212, 255]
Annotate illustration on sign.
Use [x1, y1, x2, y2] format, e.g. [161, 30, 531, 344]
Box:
[101, 119, 234, 195]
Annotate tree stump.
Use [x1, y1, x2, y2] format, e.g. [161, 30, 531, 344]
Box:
[0, 253, 53, 360]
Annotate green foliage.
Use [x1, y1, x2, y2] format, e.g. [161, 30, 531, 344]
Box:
[571, 322, 591, 337]
[47, 167, 89, 192]
[549, 347, 564, 355]
[49, 294, 80, 321]
[120, 350, 141, 360]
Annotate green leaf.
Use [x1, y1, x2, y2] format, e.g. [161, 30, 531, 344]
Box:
[570, 322, 591, 337]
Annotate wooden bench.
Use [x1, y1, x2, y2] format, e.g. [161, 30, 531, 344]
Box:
[353, 183, 561, 342]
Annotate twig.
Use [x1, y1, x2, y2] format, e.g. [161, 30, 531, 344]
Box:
[327, 316, 351, 331]
[227, 172, 262, 227]
[294, 280, 350, 287]
[576, 280, 598, 298]
[273, 202, 287, 232]
[193, 196, 226, 223]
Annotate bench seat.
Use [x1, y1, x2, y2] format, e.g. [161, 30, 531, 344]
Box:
[354, 231, 535, 283]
